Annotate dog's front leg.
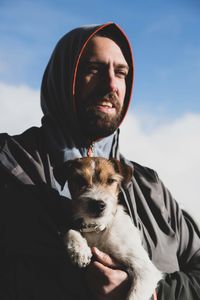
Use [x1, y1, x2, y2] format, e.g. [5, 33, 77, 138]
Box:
[125, 248, 162, 300]
[64, 229, 92, 268]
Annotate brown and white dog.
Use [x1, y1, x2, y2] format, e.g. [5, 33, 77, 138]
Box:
[58, 157, 162, 300]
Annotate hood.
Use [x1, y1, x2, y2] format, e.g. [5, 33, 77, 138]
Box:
[40, 22, 134, 167]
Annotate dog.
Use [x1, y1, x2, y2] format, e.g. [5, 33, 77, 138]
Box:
[58, 157, 162, 300]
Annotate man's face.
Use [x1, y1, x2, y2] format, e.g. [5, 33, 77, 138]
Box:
[75, 36, 129, 140]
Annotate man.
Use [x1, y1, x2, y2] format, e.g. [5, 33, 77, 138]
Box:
[0, 22, 200, 300]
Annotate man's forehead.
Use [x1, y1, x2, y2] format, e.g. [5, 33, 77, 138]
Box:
[80, 36, 129, 66]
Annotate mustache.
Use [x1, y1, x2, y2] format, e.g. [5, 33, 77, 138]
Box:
[89, 91, 120, 107]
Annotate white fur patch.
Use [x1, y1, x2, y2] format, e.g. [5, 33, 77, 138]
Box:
[64, 157, 162, 300]
[90, 159, 95, 171]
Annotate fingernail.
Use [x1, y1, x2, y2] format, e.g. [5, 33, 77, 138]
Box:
[93, 247, 100, 255]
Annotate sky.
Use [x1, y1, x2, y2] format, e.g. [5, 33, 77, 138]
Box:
[0, 0, 200, 221]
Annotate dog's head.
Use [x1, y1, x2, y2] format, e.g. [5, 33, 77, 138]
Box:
[54, 157, 133, 231]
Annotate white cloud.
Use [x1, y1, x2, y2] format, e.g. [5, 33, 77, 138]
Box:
[0, 82, 42, 134]
[120, 113, 200, 223]
[0, 82, 199, 223]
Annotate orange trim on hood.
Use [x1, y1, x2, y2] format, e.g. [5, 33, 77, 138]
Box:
[113, 22, 134, 127]
[72, 22, 113, 96]
[72, 22, 134, 140]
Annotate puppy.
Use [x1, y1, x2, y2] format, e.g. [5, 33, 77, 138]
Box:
[59, 157, 162, 300]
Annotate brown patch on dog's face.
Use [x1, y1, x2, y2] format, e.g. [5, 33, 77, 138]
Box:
[66, 157, 122, 199]
[110, 159, 133, 186]
[63, 157, 133, 222]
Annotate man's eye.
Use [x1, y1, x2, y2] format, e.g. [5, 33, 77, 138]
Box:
[89, 68, 99, 74]
[85, 65, 100, 75]
[116, 69, 128, 78]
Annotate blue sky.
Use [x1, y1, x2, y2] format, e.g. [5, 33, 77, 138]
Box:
[0, 0, 199, 121]
[0, 0, 200, 219]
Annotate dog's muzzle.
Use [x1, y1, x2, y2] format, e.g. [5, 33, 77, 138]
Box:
[87, 199, 106, 217]
[72, 217, 106, 233]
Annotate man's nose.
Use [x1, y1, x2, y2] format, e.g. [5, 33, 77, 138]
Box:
[104, 70, 118, 92]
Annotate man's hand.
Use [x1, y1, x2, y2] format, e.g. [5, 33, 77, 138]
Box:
[84, 247, 130, 300]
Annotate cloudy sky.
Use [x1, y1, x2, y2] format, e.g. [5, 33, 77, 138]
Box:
[0, 0, 200, 221]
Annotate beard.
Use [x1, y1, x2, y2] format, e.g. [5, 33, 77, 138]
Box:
[77, 92, 124, 140]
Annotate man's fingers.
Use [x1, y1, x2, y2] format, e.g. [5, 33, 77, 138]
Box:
[91, 247, 118, 268]
[85, 249, 130, 299]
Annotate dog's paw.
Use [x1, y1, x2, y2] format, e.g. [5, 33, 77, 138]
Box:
[69, 243, 92, 268]
[64, 229, 92, 268]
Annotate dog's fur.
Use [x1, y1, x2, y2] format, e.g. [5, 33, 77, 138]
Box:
[62, 157, 162, 300]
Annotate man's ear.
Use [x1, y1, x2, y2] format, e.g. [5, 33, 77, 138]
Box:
[53, 160, 74, 190]
[110, 159, 133, 186]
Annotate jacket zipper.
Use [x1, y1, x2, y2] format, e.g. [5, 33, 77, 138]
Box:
[87, 142, 94, 157]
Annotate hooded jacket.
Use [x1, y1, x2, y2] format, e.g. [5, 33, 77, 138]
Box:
[40, 22, 133, 166]
[0, 22, 200, 300]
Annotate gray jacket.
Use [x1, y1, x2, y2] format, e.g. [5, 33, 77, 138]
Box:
[0, 127, 200, 299]
[1, 22, 200, 299]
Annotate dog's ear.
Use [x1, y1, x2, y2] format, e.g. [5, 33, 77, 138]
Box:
[110, 159, 133, 186]
[53, 160, 74, 190]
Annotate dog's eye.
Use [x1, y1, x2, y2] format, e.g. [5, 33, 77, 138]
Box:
[107, 178, 117, 185]
[75, 175, 87, 187]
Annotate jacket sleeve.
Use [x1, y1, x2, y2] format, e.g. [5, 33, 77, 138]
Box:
[156, 179, 200, 299]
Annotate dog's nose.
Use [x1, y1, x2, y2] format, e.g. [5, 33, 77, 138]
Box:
[87, 199, 106, 216]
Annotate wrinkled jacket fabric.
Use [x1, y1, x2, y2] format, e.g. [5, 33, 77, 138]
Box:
[1, 128, 200, 300]
[1, 22, 200, 300]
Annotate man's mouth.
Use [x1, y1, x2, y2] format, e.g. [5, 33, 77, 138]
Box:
[96, 99, 116, 114]
[100, 101, 113, 108]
